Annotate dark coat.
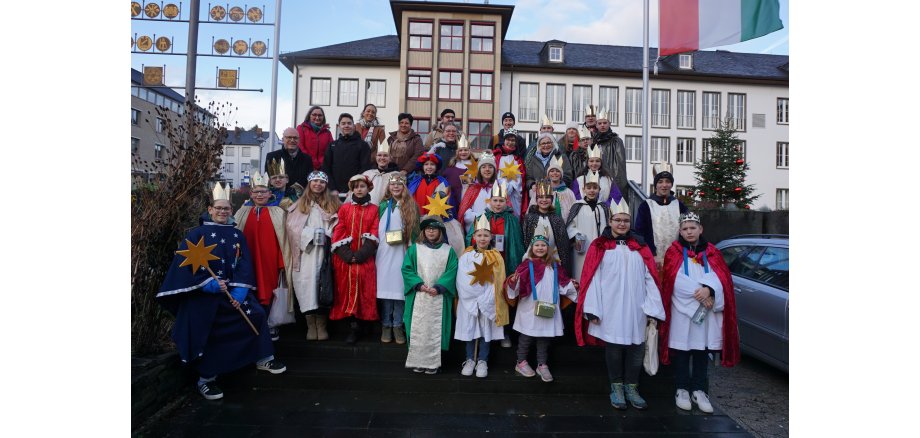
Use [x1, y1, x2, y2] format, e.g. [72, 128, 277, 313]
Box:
[265, 148, 314, 189]
[592, 129, 629, 195]
[524, 149, 575, 190]
[322, 133, 372, 195]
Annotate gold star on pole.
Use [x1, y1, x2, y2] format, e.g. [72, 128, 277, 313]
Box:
[176, 236, 221, 274]
[468, 257, 496, 286]
[423, 192, 453, 218]
[462, 156, 479, 180]
[499, 160, 521, 180]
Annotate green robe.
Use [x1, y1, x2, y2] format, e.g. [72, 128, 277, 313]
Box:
[401, 242, 458, 350]
[465, 208, 525, 277]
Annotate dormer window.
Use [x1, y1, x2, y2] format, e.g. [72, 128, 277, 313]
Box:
[549, 46, 563, 63]
[679, 54, 693, 69]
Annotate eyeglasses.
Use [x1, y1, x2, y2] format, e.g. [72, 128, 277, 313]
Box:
[211, 206, 231, 212]
[251, 190, 270, 195]
[310, 113, 323, 118]
[612, 219, 630, 224]
[283, 136, 299, 141]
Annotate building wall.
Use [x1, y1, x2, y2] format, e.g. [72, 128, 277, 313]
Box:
[293, 65, 401, 135]
[131, 93, 182, 175]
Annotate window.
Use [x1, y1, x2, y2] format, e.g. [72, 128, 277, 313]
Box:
[412, 119, 431, 144]
[469, 72, 492, 101]
[599, 86, 618, 126]
[409, 21, 432, 50]
[240, 163, 251, 172]
[625, 88, 643, 126]
[156, 93, 165, 107]
[242, 147, 251, 158]
[366, 80, 386, 106]
[701, 139, 712, 161]
[651, 89, 670, 128]
[439, 22, 463, 51]
[438, 71, 462, 100]
[721, 245, 754, 270]
[702, 92, 720, 130]
[224, 163, 235, 173]
[156, 117, 165, 133]
[676, 138, 695, 164]
[470, 24, 494, 52]
[310, 78, 331, 106]
[650, 137, 670, 163]
[132, 86, 140, 97]
[571, 85, 592, 122]
[776, 189, 789, 211]
[138, 87, 148, 101]
[727, 93, 746, 131]
[468, 121, 492, 150]
[679, 54, 693, 69]
[677, 90, 695, 129]
[154, 143, 164, 159]
[131, 137, 139, 153]
[338, 79, 358, 106]
[549, 46, 563, 62]
[625, 135, 641, 162]
[225, 146, 234, 156]
[777, 98, 789, 124]
[131, 108, 140, 125]
[545, 84, 565, 123]
[675, 185, 694, 198]
[776, 142, 789, 168]
[407, 70, 431, 99]
[518, 82, 538, 122]
[736, 140, 747, 161]
[754, 246, 789, 290]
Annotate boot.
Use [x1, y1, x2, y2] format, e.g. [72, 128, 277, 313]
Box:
[393, 325, 406, 344]
[345, 321, 359, 345]
[315, 314, 329, 341]
[381, 326, 393, 343]
[305, 315, 318, 341]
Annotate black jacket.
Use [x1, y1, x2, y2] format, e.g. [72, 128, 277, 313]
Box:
[265, 148, 314, 189]
[322, 133, 372, 194]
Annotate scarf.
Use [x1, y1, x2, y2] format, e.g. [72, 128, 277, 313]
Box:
[357, 119, 379, 144]
[352, 193, 371, 205]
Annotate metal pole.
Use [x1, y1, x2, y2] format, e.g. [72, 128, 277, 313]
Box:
[641, 0, 649, 194]
[185, 0, 200, 143]
[269, 0, 282, 153]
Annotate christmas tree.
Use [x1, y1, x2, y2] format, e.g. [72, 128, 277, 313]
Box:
[690, 119, 760, 209]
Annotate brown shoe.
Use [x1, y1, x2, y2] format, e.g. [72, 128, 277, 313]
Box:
[315, 314, 329, 341]
[305, 315, 318, 341]
[393, 326, 406, 344]
[381, 326, 393, 343]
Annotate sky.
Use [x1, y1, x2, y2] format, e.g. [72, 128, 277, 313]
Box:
[130, 0, 789, 139]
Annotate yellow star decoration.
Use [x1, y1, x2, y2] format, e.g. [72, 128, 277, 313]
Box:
[468, 257, 496, 286]
[424, 192, 454, 218]
[176, 236, 221, 274]
[499, 160, 521, 180]
[462, 156, 479, 180]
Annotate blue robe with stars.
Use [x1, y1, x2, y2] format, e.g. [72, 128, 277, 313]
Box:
[157, 213, 274, 377]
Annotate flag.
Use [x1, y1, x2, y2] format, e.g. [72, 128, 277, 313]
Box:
[658, 0, 783, 56]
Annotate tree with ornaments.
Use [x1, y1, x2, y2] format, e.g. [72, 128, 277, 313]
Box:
[689, 120, 760, 209]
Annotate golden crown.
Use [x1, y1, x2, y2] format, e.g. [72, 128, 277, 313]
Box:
[541, 113, 553, 128]
[610, 197, 630, 216]
[250, 170, 269, 187]
[474, 214, 491, 233]
[458, 134, 470, 150]
[388, 173, 407, 185]
[577, 124, 592, 139]
[489, 181, 507, 199]
[548, 155, 565, 172]
[653, 162, 673, 176]
[587, 145, 602, 160]
[585, 170, 600, 186]
[212, 182, 230, 201]
[377, 137, 390, 154]
[596, 107, 609, 121]
[266, 158, 286, 177]
[535, 180, 553, 197]
[585, 104, 597, 117]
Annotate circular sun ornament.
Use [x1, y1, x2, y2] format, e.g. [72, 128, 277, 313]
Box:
[136, 35, 153, 52]
[209, 5, 226, 21]
[214, 39, 230, 55]
[131, 2, 141, 17]
[144, 2, 161, 18]
[163, 3, 180, 19]
[247, 7, 263, 22]
[251, 41, 267, 57]
[155, 36, 172, 52]
[233, 40, 249, 56]
[229, 6, 245, 22]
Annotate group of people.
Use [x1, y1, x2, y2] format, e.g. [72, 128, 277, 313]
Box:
[156, 106, 739, 415]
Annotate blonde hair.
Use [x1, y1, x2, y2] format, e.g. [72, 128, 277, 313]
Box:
[526, 240, 554, 264]
[382, 181, 419, 243]
[297, 183, 341, 214]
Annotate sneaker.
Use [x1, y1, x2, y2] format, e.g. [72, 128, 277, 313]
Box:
[256, 359, 287, 374]
[609, 383, 627, 410]
[412, 367, 425, 373]
[475, 360, 488, 378]
[393, 326, 406, 344]
[198, 382, 223, 400]
[692, 390, 714, 413]
[624, 384, 648, 410]
[536, 364, 554, 382]
[500, 338, 512, 348]
[460, 359, 475, 376]
[269, 327, 280, 342]
[424, 368, 439, 374]
[675, 389, 692, 411]
[381, 326, 392, 343]
[515, 360, 535, 377]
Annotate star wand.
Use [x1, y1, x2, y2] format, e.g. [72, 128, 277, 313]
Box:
[176, 236, 260, 335]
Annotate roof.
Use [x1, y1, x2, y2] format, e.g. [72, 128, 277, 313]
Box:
[282, 37, 788, 83]
[131, 68, 186, 102]
[223, 128, 271, 146]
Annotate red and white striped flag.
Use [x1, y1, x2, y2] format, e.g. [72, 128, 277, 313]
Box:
[658, 0, 784, 56]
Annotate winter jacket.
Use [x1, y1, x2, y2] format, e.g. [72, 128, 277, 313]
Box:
[322, 133, 372, 195]
[297, 122, 334, 169]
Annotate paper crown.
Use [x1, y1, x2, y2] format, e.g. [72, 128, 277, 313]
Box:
[587, 145, 602, 160]
[548, 155, 565, 173]
[609, 197, 630, 216]
[388, 173, 407, 185]
[489, 181, 507, 199]
[478, 149, 496, 169]
[653, 162, 673, 176]
[250, 170, 269, 187]
[541, 113, 553, 128]
[585, 170, 601, 186]
[585, 104, 597, 117]
[474, 214, 491, 233]
[530, 221, 551, 245]
[212, 182, 230, 201]
[266, 158, 286, 177]
[535, 180, 553, 197]
[577, 124, 592, 139]
[377, 137, 390, 154]
[596, 107, 609, 121]
[679, 212, 701, 225]
[457, 134, 470, 150]
[308, 170, 329, 183]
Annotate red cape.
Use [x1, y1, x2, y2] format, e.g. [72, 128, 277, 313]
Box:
[458, 182, 488, 229]
[574, 235, 661, 346]
[658, 240, 740, 367]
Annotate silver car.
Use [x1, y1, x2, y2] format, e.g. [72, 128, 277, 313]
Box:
[716, 235, 788, 372]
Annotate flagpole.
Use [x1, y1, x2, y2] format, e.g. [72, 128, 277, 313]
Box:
[641, 0, 650, 195]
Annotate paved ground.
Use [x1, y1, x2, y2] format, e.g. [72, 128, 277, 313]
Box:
[710, 356, 789, 438]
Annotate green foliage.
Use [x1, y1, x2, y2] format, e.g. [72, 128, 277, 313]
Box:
[690, 119, 761, 209]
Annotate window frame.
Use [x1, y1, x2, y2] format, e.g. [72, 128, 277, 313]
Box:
[131, 137, 140, 153]
[625, 87, 643, 127]
[241, 147, 251, 158]
[677, 90, 696, 129]
[438, 20, 464, 53]
[131, 108, 140, 126]
[676, 137, 695, 165]
[776, 141, 789, 168]
[727, 92, 747, 131]
[625, 135, 642, 162]
[545, 83, 566, 123]
[470, 22, 495, 53]
[310, 77, 332, 106]
[598, 86, 618, 127]
[679, 54, 693, 69]
[777, 97, 789, 124]
[225, 146, 235, 157]
[408, 20, 433, 51]
[549, 46, 563, 63]
[155, 117, 166, 133]
[407, 69, 432, 100]
[702, 91, 721, 130]
[438, 70, 463, 101]
[467, 120, 493, 150]
[571, 84, 593, 123]
[518, 82, 539, 123]
[154, 143, 164, 159]
[651, 88, 670, 128]
[468, 71, 493, 103]
[337, 78, 359, 107]
[650, 136, 670, 164]
[776, 188, 789, 210]
[412, 118, 431, 144]
[366, 79, 386, 107]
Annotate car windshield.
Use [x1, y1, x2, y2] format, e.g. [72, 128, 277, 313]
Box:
[722, 243, 789, 292]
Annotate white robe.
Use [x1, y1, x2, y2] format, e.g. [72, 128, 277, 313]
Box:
[376, 203, 407, 301]
[668, 258, 725, 351]
[405, 244, 450, 370]
[647, 199, 681, 264]
[566, 201, 606, 282]
[291, 204, 337, 313]
[462, 185, 492, 235]
[507, 264, 578, 337]
[343, 169, 400, 206]
[454, 251, 504, 342]
[581, 245, 666, 345]
[575, 174, 615, 203]
[496, 154, 524, 217]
